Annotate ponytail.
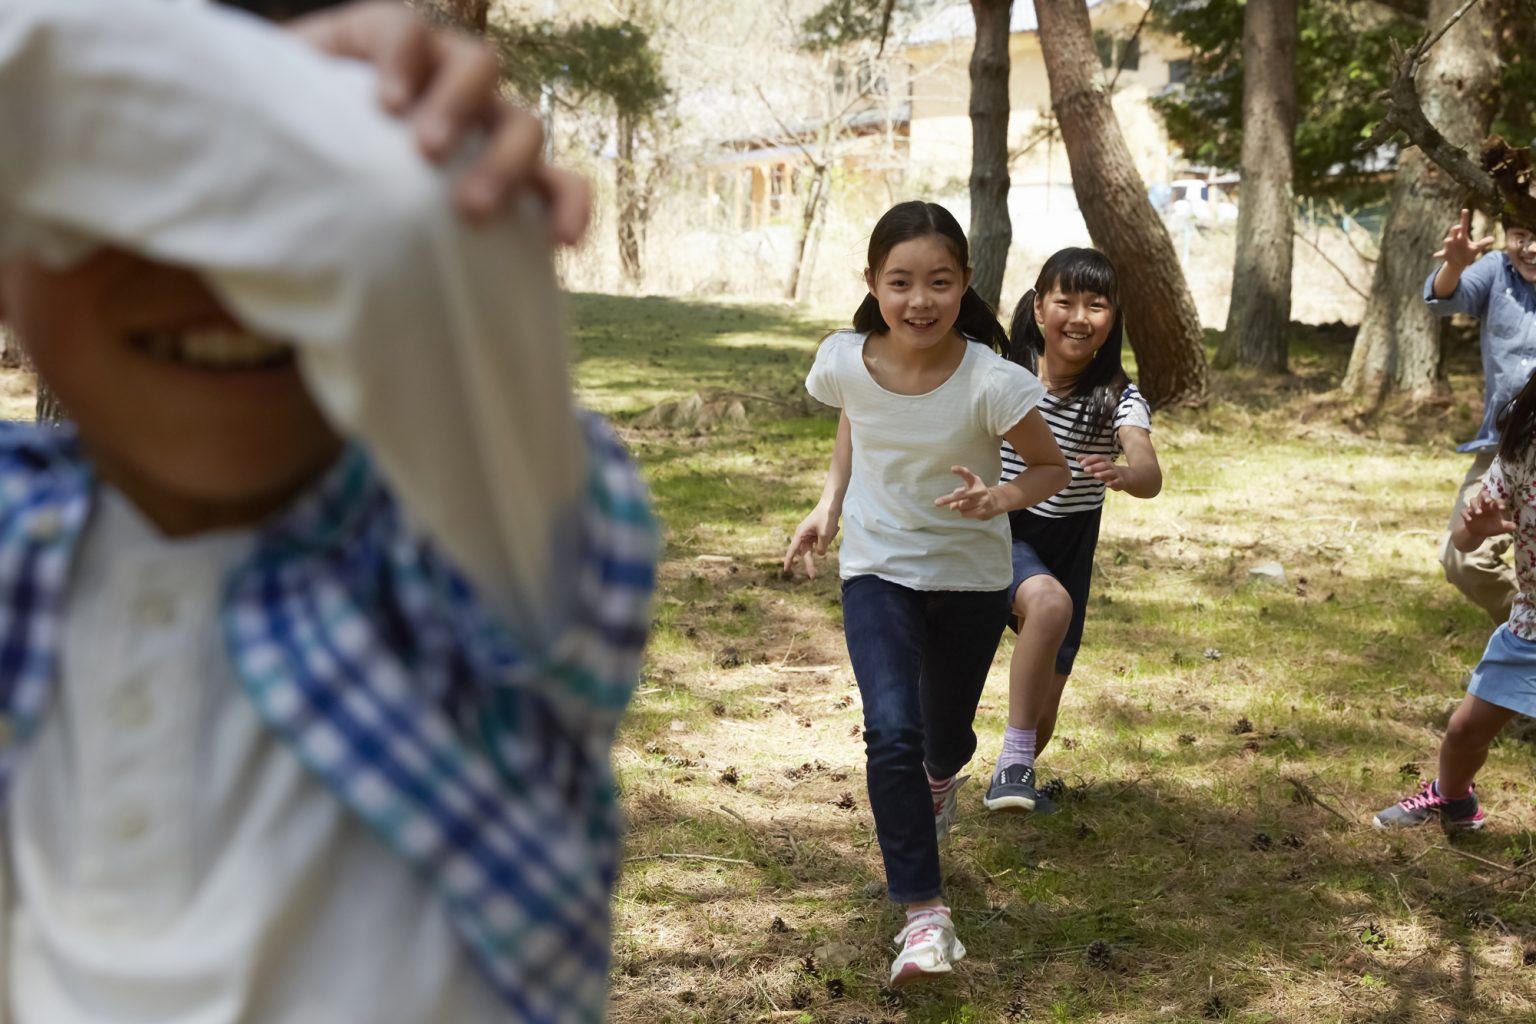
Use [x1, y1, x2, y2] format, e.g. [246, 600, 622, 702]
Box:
[1008, 289, 1043, 375]
[1007, 248, 1131, 439]
[850, 200, 1010, 359]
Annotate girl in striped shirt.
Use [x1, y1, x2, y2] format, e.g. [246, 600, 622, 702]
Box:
[983, 248, 1164, 813]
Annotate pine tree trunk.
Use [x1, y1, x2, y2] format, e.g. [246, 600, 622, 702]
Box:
[1343, 0, 1499, 404]
[787, 162, 830, 301]
[617, 115, 643, 287]
[1034, 0, 1207, 407]
[1217, 0, 1297, 374]
[968, 0, 1013, 312]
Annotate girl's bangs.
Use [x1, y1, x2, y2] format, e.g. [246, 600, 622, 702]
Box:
[1046, 254, 1118, 305]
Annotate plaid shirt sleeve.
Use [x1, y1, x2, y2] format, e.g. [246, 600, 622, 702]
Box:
[537, 412, 658, 722]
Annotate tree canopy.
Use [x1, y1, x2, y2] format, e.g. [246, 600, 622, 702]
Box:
[1151, 0, 1416, 201]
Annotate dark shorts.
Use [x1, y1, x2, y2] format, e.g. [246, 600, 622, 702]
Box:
[1007, 506, 1102, 676]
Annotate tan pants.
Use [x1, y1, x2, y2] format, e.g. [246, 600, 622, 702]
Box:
[1441, 450, 1516, 624]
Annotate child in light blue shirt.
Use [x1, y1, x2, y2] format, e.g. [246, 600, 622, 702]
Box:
[1426, 208, 1536, 623]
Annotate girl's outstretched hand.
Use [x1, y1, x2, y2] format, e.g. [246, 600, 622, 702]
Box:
[1433, 208, 1495, 273]
[1462, 488, 1517, 540]
[1078, 453, 1123, 490]
[783, 504, 840, 578]
[935, 466, 1002, 520]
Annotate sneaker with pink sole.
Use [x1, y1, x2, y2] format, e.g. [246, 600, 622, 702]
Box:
[889, 910, 966, 987]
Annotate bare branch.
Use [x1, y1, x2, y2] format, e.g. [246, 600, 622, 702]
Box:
[874, 0, 897, 57]
[1295, 231, 1370, 301]
[1364, 0, 1536, 225]
[1107, 0, 1157, 93]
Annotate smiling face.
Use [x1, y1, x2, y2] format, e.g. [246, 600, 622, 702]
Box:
[1033, 283, 1116, 377]
[1507, 224, 1536, 284]
[864, 234, 970, 352]
[0, 249, 342, 534]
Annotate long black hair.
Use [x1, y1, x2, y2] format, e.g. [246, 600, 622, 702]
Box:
[1498, 369, 1536, 463]
[852, 201, 1010, 358]
[1008, 247, 1130, 439]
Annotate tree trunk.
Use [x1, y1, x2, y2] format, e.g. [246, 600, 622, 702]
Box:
[1034, 0, 1207, 407]
[787, 161, 831, 301]
[1343, 0, 1499, 404]
[616, 114, 643, 287]
[968, 0, 1013, 312]
[1217, 0, 1297, 373]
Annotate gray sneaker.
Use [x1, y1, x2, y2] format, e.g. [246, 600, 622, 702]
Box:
[1373, 779, 1485, 831]
[934, 775, 969, 844]
[984, 762, 1040, 812]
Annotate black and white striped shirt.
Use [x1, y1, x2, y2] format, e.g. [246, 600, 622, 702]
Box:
[1000, 383, 1152, 518]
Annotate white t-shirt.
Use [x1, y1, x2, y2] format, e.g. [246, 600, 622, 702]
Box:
[805, 330, 1045, 590]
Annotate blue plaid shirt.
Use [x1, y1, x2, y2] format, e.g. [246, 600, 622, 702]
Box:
[0, 412, 656, 1023]
[1425, 252, 1536, 452]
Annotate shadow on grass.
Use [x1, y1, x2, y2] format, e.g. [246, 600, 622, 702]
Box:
[613, 748, 1532, 1024]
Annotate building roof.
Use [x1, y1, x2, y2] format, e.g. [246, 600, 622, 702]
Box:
[904, 0, 1109, 46]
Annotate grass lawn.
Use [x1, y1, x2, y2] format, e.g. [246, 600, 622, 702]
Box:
[571, 292, 1536, 1023]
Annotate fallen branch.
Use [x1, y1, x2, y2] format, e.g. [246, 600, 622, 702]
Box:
[624, 852, 753, 866]
[1286, 776, 1355, 826]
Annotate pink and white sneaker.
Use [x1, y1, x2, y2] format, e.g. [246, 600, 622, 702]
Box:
[889, 909, 966, 986]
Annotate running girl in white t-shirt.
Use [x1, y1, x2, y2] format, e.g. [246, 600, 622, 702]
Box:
[983, 248, 1162, 815]
[782, 201, 1070, 988]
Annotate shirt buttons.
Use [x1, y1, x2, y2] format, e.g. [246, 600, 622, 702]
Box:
[112, 806, 150, 842]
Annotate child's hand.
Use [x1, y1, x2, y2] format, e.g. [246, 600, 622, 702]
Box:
[783, 504, 840, 579]
[934, 466, 1003, 520]
[1461, 488, 1517, 540]
[1078, 453, 1126, 490]
[290, 1, 590, 242]
[1433, 208, 1495, 274]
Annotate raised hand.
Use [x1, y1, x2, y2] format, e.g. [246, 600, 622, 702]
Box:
[934, 465, 1003, 520]
[1461, 487, 1517, 542]
[1433, 208, 1495, 274]
[290, 1, 590, 241]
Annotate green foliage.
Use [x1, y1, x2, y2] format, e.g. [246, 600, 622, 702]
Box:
[1151, 0, 1416, 199]
[1492, 0, 1536, 147]
[492, 19, 668, 118]
[798, 0, 930, 52]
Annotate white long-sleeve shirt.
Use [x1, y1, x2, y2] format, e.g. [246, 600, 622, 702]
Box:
[0, 1, 601, 1019]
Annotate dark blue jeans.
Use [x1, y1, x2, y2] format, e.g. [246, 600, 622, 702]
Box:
[841, 575, 1010, 903]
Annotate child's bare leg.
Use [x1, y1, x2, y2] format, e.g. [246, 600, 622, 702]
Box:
[1033, 671, 1070, 755]
[1007, 577, 1072, 732]
[1439, 693, 1516, 798]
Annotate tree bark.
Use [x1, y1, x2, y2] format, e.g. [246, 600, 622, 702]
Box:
[968, 0, 1013, 312]
[616, 114, 643, 287]
[787, 160, 830, 301]
[1217, 0, 1298, 373]
[1034, 0, 1207, 407]
[1343, 0, 1499, 404]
